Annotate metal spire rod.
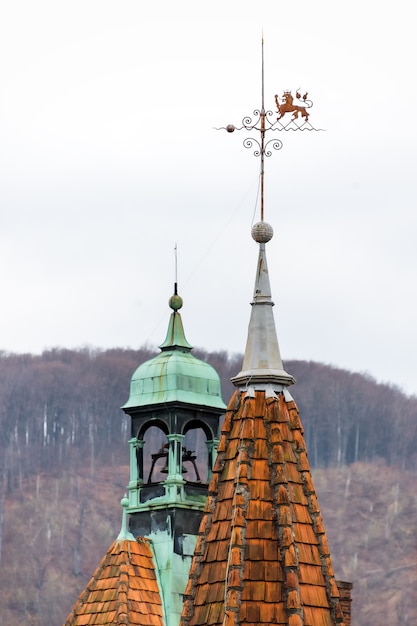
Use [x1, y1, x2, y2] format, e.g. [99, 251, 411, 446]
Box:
[174, 243, 178, 295]
[260, 34, 265, 221]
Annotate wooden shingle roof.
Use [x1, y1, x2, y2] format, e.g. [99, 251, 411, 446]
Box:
[64, 537, 164, 626]
[181, 389, 346, 626]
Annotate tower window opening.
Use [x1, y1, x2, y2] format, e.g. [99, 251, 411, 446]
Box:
[183, 428, 209, 484]
[142, 426, 168, 484]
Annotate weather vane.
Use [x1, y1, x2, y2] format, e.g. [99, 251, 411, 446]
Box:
[216, 36, 322, 221]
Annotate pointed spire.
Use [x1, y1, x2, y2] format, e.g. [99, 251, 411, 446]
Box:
[64, 536, 164, 626]
[159, 292, 193, 351]
[231, 221, 295, 388]
[160, 250, 193, 351]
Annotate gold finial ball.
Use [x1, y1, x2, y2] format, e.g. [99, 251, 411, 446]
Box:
[226, 124, 236, 133]
[251, 221, 274, 243]
[169, 294, 183, 311]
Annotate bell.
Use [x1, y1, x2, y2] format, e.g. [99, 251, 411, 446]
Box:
[160, 459, 169, 474]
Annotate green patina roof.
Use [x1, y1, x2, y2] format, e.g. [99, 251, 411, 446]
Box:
[122, 296, 225, 410]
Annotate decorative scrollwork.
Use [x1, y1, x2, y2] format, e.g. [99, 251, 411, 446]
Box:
[265, 110, 275, 124]
[242, 110, 260, 130]
[243, 137, 283, 157]
[216, 90, 322, 164]
[243, 137, 261, 157]
[241, 109, 278, 132]
[264, 138, 283, 156]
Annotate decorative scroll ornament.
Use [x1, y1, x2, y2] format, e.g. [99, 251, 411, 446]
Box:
[217, 89, 321, 144]
[215, 39, 323, 221]
[222, 108, 284, 157]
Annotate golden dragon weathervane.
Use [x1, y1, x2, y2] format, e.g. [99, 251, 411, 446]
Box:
[216, 36, 322, 221]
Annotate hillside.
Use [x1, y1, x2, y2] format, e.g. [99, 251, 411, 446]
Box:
[1, 461, 415, 625]
[0, 347, 416, 624]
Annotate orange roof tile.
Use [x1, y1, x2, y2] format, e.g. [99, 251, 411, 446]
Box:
[64, 538, 163, 626]
[180, 389, 346, 626]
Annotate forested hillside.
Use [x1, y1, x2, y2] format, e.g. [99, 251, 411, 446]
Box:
[0, 347, 416, 625]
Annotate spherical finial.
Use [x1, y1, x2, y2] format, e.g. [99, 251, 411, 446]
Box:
[121, 495, 129, 509]
[169, 294, 183, 311]
[226, 124, 236, 133]
[251, 221, 274, 243]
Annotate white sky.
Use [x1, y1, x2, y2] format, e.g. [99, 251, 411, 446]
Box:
[1, 1, 416, 396]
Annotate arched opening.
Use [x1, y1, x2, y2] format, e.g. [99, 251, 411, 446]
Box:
[142, 425, 169, 484]
[183, 426, 209, 484]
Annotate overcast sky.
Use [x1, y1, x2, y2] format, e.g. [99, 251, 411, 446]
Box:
[1, 1, 416, 396]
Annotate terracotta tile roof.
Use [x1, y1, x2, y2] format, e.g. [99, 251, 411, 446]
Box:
[64, 537, 164, 626]
[181, 389, 346, 626]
